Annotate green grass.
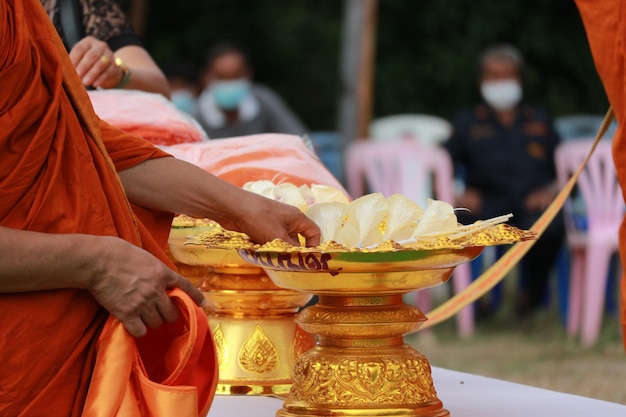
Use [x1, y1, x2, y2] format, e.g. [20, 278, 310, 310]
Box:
[406, 284, 626, 405]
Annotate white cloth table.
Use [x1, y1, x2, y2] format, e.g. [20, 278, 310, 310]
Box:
[207, 366, 626, 417]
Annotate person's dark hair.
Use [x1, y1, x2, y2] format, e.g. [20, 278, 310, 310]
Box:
[478, 43, 524, 76]
[205, 41, 251, 70]
[160, 60, 199, 84]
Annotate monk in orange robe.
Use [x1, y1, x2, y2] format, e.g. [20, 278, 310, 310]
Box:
[0, 1, 320, 416]
[575, 0, 626, 350]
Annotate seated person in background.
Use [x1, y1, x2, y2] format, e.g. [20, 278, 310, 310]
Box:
[162, 60, 201, 115]
[41, 0, 169, 96]
[196, 41, 307, 139]
[445, 43, 564, 316]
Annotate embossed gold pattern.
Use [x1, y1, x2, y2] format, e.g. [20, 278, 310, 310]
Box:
[290, 325, 317, 366]
[289, 347, 438, 406]
[239, 325, 280, 374]
[182, 220, 534, 253]
[213, 324, 230, 370]
[171, 215, 218, 228]
[274, 293, 452, 417]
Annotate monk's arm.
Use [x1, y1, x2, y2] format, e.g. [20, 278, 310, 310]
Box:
[117, 157, 321, 246]
[0, 227, 109, 291]
[0, 226, 204, 337]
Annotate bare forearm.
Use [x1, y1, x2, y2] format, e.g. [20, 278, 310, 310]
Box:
[118, 157, 321, 246]
[119, 157, 248, 228]
[0, 225, 206, 338]
[0, 226, 101, 292]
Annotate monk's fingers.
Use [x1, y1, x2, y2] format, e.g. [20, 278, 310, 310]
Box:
[140, 306, 164, 330]
[297, 221, 321, 247]
[281, 216, 320, 247]
[123, 316, 148, 338]
[173, 276, 205, 308]
[122, 293, 178, 335]
[155, 294, 180, 324]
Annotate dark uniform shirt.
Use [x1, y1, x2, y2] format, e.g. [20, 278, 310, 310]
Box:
[445, 104, 561, 225]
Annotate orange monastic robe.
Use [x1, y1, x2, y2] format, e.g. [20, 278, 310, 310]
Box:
[575, 0, 626, 349]
[0, 0, 216, 415]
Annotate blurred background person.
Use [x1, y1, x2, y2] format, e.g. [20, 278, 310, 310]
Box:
[161, 60, 201, 115]
[41, 0, 169, 96]
[445, 43, 565, 317]
[196, 41, 307, 139]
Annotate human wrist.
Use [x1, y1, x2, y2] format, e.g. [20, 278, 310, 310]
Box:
[114, 57, 131, 89]
[63, 234, 108, 290]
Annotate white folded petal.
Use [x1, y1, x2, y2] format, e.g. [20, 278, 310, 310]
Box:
[272, 183, 308, 211]
[305, 202, 345, 243]
[349, 193, 389, 247]
[384, 193, 424, 241]
[412, 199, 458, 237]
[243, 180, 275, 199]
[310, 184, 350, 205]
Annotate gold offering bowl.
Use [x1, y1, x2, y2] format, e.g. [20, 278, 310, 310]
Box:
[237, 246, 483, 417]
[168, 226, 316, 396]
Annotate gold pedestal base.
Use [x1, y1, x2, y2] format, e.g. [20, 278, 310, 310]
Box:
[210, 312, 315, 396]
[200, 266, 315, 395]
[167, 242, 316, 396]
[277, 294, 448, 417]
[237, 245, 484, 416]
[168, 230, 317, 395]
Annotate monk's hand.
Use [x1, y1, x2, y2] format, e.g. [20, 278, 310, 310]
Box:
[69, 36, 125, 90]
[86, 237, 205, 338]
[223, 192, 321, 247]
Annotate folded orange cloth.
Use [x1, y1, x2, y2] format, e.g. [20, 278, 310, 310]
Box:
[89, 90, 209, 146]
[162, 134, 347, 192]
[82, 288, 218, 417]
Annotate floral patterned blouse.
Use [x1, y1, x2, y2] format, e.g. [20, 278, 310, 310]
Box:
[41, 0, 143, 51]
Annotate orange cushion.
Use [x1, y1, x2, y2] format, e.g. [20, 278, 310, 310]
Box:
[162, 134, 347, 192]
[89, 90, 208, 146]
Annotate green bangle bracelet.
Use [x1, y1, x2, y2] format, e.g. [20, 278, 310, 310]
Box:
[114, 57, 131, 89]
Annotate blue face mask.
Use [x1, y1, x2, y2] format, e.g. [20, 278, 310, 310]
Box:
[210, 79, 250, 110]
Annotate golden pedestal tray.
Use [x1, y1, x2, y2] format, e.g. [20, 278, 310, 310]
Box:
[168, 224, 316, 396]
[237, 246, 483, 417]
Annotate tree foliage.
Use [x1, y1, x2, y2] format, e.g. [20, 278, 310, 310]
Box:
[140, 0, 607, 133]
[374, 0, 607, 121]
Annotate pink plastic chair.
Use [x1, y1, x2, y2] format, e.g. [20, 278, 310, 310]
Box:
[555, 139, 624, 347]
[344, 139, 475, 337]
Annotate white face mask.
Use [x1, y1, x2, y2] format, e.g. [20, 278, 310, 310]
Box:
[480, 79, 522, 111]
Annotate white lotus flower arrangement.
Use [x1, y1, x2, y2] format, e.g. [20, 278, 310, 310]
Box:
[243, 180, 349, 212]
[243, 181, 513, 250]
[306, 193, 465, 249]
